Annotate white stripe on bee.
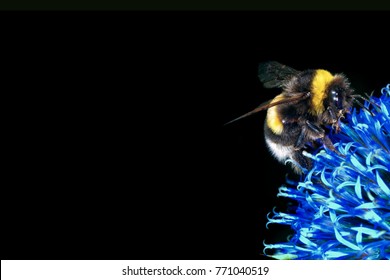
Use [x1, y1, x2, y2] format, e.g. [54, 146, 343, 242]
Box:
[265, 137, 294, 163]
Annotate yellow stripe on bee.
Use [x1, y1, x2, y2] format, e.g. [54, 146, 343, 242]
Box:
[310, 69, 334, 115]
[266, 94, 284, 135]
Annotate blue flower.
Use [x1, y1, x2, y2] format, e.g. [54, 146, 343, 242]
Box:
[264, 84, 390, 260]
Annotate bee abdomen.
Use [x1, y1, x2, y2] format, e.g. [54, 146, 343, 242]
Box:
[264, 136, 312, 174]
[264, 137, 294, 164]
[264, 123, 312, 174]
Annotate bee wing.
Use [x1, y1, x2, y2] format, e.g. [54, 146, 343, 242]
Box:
[258, 61, 300, 88]
[225, 92, 309, 125]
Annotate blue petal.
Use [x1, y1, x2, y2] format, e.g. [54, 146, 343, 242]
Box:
[367, 164, 388, 172]
[351, 155, 367, 172]
[324, 251, 350, 259]
[350, 226, 386, 238]
[365, 152, 373, 167]
[380, 101, 389, 118]
[355, 202, 379, 209]
[334, 228, 361, 251]
[299, 235, 318, 248]
[355, 226, 363, 245]
[376, 171, 390, 197]
[354, 176, 362, 200]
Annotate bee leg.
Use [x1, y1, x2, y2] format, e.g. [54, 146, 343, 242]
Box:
[304, 121, 344, 157]
[294, 121, 323, 149]
[291, 121, 323, 172]
[327, 106, 337, 121]
[326, 107, 341, 133]
[294, 127, 307, 149]
[322, 135, 336, 151]
[305, 120, 325, 137]
[291, 150, 312, 174]
[293, 120, 324, 149]
[322, 135, 345, 158]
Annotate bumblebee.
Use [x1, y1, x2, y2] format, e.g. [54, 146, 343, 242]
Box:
[227, 61, 354, 174]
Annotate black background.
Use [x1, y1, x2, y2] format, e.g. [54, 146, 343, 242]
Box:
[2, 11, 389, 260]
[1, 1, 390, 10]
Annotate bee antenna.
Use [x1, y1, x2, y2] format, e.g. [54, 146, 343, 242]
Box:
[352, 97, 367, 109]
[351, 94, 378, 116]
[364, 90, 375, 99]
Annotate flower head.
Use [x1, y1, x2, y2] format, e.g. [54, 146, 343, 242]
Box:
[264, 84, 390, 260]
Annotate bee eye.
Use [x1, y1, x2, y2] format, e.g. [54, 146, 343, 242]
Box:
[331, 89, 343, 109]
[331, 90, 338, 101]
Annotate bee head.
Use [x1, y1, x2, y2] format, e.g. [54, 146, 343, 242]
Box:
[309, 69, 353, 118]
[325, 74, 354, 115]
